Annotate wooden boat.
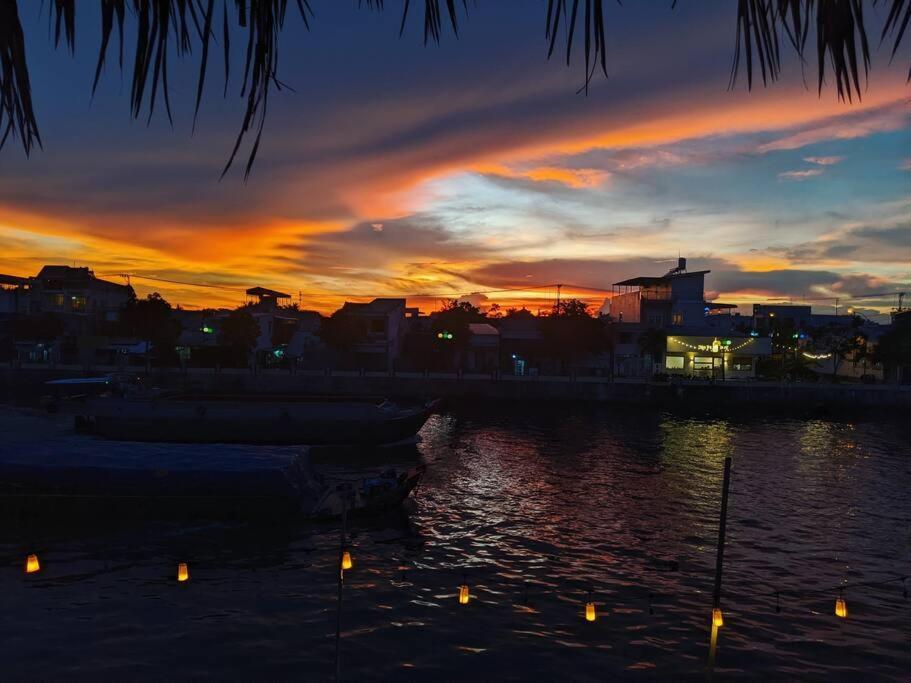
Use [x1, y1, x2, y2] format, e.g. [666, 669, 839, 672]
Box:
[73, 393, 438, 446]
[0, 444, 424, 520]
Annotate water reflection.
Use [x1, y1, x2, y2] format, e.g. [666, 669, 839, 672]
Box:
[1, 404, 909, 679]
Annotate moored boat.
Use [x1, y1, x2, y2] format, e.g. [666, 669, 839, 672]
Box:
[73, 393, 438, 446]
[0, 443, 424, 520]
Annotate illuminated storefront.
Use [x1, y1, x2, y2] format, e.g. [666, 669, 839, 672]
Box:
[664, 335, 772, 379]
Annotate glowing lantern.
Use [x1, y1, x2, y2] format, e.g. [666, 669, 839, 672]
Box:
[25, 554, 40, 574]
[458, 583, 470, 605]
[177, 562, 190, 582]
[712, 607, 724, 628]
[341, 550, 353, 571]
[835, 594, 848, 619]
[585, 601, 597, 622]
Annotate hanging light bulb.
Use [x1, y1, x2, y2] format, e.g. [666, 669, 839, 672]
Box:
[585, 590, 596, 622]
[177, 562, 190, 582]
[712, 607, 724, 628]
[459, 575, 470, 605]
[341, 550, 353, 571]
[835, 593, 848, 618]
[25, 554, 40, 574]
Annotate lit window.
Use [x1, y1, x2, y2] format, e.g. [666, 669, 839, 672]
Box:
[732, 357, 752, 371]
[665, 355, 684, 370]
[693, 356, 715, 369]
[671, 313, 683, 326]
[71, 295, 87, 312]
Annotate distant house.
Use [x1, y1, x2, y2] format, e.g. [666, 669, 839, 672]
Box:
[752, 304, 813, 333]
[611, 258, 732, 328]
[466, 323, 500, 372]
[27, 266, 132, 319]
[497, 309, 542, 375]
[334, 298, 407, 371]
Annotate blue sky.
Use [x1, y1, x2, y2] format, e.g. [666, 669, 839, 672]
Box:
[0, 2, 909, 316]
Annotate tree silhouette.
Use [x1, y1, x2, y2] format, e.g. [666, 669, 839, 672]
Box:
[220, 305, 260, 362]
[539, 298, 606, 372]
[120, 291, 181, 365]
[1, 1, 908, 177]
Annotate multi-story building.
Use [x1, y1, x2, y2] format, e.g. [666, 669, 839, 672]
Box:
[334, 298, 406, 371]
[611, 258, 733, 328]
[26, 266, 133, 318]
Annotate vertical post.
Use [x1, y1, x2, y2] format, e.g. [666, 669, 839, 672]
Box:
[708, 456, 732, 675]
[335, 502, 347, 682]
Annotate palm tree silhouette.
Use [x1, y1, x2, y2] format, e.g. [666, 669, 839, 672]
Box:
[1, 1, 908, 178]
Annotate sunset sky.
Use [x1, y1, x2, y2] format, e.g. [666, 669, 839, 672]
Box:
[1, 2, 909, 318]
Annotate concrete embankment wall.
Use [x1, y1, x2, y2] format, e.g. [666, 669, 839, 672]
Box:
[2, 365, 909, 413]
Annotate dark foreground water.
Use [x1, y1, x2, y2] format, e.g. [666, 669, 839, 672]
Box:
[1, 404, 910, 681]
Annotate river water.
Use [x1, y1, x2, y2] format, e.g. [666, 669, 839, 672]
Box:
[1, 403, 909, 680]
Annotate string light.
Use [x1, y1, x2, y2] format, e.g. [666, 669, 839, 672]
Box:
[177, 563, 190, 582]
[25, 554, 40, 574]
[802, 352, 832, 360]
[667, 337, 754, 352]
[341, 551, 354, 571]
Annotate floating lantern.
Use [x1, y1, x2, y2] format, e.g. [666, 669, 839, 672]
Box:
[835, 594, 848, 618]
[584, 590, 597, 622]
[712, 607, 724, 628]
[25, 554, 40, 574]
[341, 550, 353, 571]
[585, 601, 597, 622]
[177, 562, 190, 582]
[458, 580, 470, 605]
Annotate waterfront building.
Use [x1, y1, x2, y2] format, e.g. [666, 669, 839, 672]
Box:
[611, 258, 733, 328]
[665, 334, 772, 379]
[752, 303, 813, 333]
[466, 323, 500, 372]
[334, 298, 407, 371]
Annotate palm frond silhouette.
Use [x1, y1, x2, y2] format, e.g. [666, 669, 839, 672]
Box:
[1, 1, 908, 179]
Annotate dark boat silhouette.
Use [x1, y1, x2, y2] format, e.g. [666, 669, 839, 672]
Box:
[72, 392, 438, 446]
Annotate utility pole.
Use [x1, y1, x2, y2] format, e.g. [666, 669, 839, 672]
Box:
[556, 283, 563, 308]
[708, 456, 732, 676]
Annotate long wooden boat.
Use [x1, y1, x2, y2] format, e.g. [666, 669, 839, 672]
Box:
[0, 443, 425, 520]
[73, 393, 438, 446]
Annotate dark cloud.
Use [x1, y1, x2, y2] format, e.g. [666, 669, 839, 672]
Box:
[784, 222, 911, 263]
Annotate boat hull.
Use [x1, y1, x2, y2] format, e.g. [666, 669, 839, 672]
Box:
[77, 396, 435, 446]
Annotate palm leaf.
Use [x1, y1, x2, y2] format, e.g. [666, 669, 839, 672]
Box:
[0, 0, 42, 155]
[1, 0, 910, 174]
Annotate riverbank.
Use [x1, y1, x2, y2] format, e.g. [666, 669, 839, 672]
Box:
[2, 364, 909, 413]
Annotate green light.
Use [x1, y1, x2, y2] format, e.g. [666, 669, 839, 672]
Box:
[446, 332, 453, 340]
[792, 333, 799, 339]
[201, 326, 214, 334]
[722, 339, 731, 346]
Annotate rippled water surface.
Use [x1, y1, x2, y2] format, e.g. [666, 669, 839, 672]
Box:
[2, 404, 910, 680]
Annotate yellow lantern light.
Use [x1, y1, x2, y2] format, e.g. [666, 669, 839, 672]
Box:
[25, 554, 40, 574]
[585, 601, 597, 622]
[341, 550, 353, 571]
[177, 562, 190, 582]
[712, 607, 724, 628]
[459, 582, 470, 605]
[835, 594, 848, 619]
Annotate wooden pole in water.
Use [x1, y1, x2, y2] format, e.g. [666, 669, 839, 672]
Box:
[707, 456, 732, 676]
[335, 502, 347, 682]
